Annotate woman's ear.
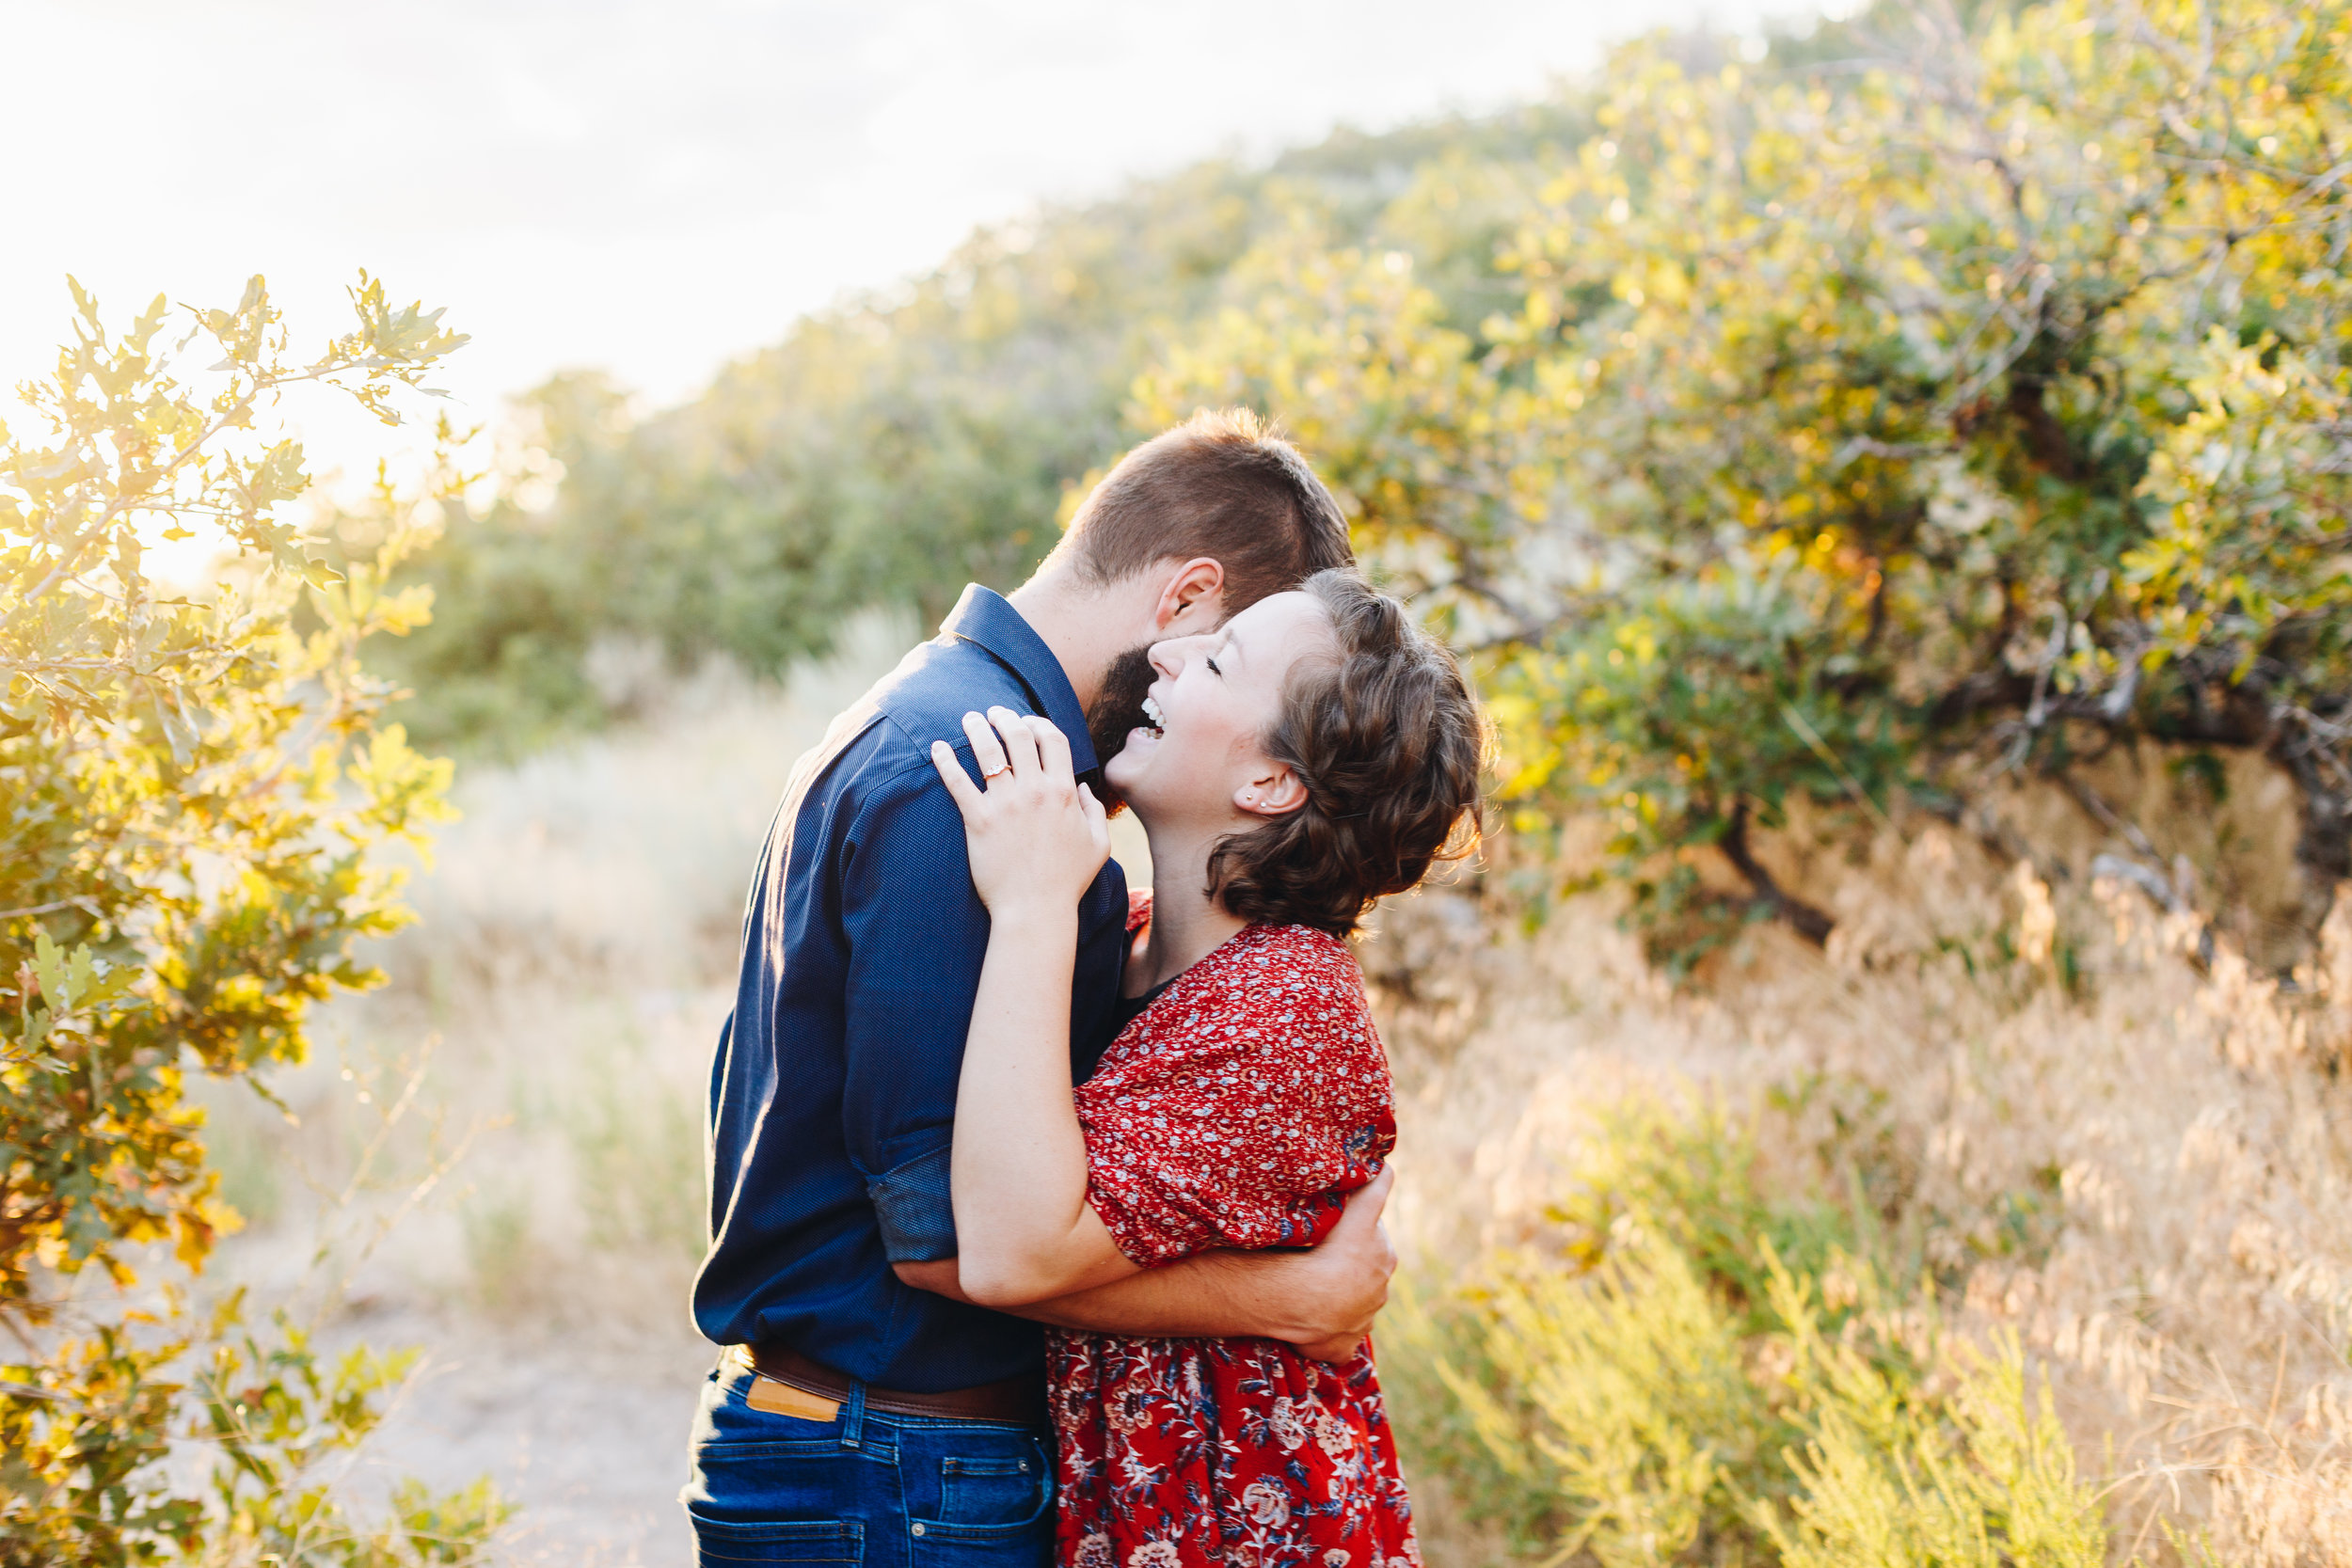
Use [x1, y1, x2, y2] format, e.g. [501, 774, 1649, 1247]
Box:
[1234, 764, 1308, 819]
[1152, 557, 1226, 635]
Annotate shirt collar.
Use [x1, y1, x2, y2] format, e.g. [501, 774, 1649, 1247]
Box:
[939, 584, 1100, 775]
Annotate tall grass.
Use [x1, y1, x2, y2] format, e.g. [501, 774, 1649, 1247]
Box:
[1367, 811, 2352, 1564]
[199, 617, 915, 1336]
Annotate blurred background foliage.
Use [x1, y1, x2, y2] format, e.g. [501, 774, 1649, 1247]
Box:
[383, 0, 2352, 971]
[1386, 1098, 2106, 1567]
[362, 100, 1594, 757]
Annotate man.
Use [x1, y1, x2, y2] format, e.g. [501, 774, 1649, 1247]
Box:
[684, 410, 1397, 1566]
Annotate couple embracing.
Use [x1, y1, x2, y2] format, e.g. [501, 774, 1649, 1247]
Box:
[684, 411, 1485, 1568]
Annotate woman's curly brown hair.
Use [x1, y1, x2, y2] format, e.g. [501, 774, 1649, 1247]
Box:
[1206, 569, 1486, 938]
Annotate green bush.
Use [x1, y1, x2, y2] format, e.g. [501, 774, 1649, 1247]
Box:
[1761, 1320, 2103, 1568]
[1145, 0, 2352, 955]
[191, 1298, 516, 1565]
[1385, 1098, 2108, 1566]
[0, 275, 504, 1563]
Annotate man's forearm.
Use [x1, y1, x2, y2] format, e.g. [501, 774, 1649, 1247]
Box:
[898, 1249, 1334, 1341]
[893, 1167, 1395, 1348]
[1018, 1249, 1331, 1338]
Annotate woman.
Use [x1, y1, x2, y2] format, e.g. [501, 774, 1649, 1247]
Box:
[926, 567, 1484, 1568]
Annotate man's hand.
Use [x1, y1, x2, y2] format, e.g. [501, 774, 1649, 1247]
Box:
[1282, 1166, 1397, 1354]
[1293, 1329, 1372, 1363]
[895, 1165, 1400, 1351]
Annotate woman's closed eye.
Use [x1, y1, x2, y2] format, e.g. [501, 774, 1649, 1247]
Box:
[1205, 656, 1223, 676]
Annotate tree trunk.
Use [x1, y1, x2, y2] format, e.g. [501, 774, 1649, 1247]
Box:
[1720, 799, 1835, 946]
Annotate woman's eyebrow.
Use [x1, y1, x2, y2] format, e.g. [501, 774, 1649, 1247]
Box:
[1221, 627, 1246, 666]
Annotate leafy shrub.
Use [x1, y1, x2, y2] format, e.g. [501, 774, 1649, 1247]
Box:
[1143, 0, 2352, 955]
[1761, 1320, 2104, 1568]
[1422, 1227, 1788, 1561]
[0, 276, 503, 1562]
[189, 1298, 516, 1566]
[1385, 1098, 2109, 1566]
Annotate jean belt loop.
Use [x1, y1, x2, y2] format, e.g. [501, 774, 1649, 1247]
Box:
[840, 1375, 869, 1451]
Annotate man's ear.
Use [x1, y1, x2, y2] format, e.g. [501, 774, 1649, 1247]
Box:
[1234, 763, 1309, 819]
[1151, 558, 1226, 635]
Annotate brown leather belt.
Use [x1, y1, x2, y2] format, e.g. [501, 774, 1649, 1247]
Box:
[746, 1342, 1047, 1427]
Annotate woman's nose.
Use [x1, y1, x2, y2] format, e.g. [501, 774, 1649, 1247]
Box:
[1147, 640, 1184, 680]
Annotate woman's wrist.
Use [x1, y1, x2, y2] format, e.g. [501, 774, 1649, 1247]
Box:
[983, 894, 1085, 932]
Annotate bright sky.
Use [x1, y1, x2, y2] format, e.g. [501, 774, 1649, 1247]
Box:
[6, 0, 1819, 472]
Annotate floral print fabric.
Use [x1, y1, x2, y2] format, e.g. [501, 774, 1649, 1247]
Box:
[1051, 909, 1420, 1568]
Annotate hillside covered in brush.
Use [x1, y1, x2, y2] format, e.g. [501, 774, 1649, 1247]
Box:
[378, 0, 2351, 974]
[365, 88, 1597, 755]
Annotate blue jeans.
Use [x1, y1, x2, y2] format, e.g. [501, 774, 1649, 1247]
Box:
[682, 1355, 1056, 1567]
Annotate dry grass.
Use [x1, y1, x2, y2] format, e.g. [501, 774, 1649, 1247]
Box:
[1362, 805, 2352, 1563]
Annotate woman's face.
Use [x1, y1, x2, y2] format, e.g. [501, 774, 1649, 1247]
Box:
[1103, 589, 1332, 831]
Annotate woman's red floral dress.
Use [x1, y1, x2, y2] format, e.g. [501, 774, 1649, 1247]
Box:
[1051, 897, 1421, 1568]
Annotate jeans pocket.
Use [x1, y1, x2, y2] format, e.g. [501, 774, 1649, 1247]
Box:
[908, 1494, 1051, 1568]
[938, 1452, 1048, 1527]
[688, 1440, 857, 1519]
[691, 1516, 865, 1565]
[911, 1441, 1052, 1568]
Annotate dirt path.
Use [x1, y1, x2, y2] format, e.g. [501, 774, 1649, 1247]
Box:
[352, 1312, 713, 1565]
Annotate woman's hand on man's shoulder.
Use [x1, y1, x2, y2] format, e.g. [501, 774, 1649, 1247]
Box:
[929, 705, 1110, 917]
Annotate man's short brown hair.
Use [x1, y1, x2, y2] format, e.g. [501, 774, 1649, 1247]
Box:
[1056, 409, 1354, 610]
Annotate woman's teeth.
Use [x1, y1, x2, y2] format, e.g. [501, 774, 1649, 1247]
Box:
[1138, 695, 1166, 737]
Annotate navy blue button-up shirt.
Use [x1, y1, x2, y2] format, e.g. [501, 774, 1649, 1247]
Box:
[693, 585, 1132, 1391]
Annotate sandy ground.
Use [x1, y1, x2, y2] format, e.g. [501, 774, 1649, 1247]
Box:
[335, 1307, 713, 1565]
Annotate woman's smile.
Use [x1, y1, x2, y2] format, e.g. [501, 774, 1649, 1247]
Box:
[1136, 693, 1167, 740]
[1104, 590, 1331, 816]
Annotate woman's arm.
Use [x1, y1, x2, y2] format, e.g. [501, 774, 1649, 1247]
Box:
[930, 706, 1138, 1307]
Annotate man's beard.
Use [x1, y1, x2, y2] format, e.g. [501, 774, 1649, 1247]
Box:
[1083, 644, 1155, 816]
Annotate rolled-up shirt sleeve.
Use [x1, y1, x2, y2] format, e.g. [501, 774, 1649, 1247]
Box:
[837, 754, 993, 1263]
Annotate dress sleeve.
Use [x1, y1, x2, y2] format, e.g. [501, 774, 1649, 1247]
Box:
[1075, 930, 1396, 1269]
